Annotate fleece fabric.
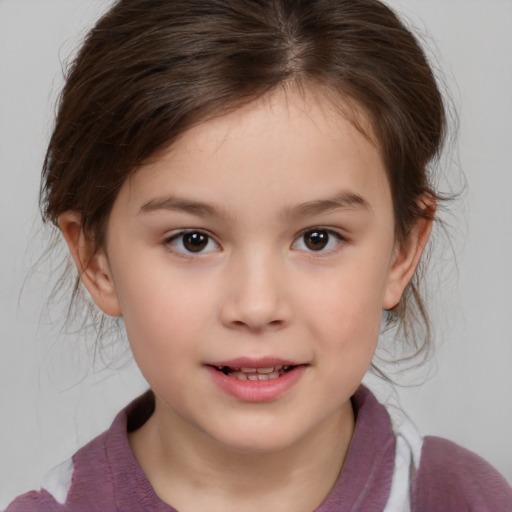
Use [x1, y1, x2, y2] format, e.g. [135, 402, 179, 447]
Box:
[7, 387, 512, 511]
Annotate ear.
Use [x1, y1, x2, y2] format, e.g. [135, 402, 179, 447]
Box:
[58, 211, 122, 317]
[382, 198, 435, 310]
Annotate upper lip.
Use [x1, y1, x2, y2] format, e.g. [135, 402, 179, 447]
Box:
[207, 357, 303, 369]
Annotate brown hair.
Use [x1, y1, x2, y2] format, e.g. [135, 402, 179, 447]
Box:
[41, 0, 449, 367]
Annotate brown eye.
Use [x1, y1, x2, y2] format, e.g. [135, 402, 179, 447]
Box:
[183, 232, 208, 252]
[303, 230, 329, 251]
[292, 228, 343, 253]
[167, 230, 219, 254]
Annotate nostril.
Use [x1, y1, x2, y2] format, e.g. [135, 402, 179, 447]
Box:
[218, 291, 292, 331]
[230, 318, 285, 332]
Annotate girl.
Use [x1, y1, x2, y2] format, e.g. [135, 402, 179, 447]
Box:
[5, 0, 512, 510]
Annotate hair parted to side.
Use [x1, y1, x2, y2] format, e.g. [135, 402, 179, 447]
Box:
[41, 0, 449, 370]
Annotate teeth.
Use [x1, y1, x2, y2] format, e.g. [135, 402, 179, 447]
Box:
[256, 367, 275, 374]
[240, 366, 281, 374]
[215, 364, 296, 381]
[231, 371, 280, 381]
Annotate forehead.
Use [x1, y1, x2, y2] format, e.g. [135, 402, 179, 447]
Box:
[121, 87, 391, 218]
[163, 86, 378, 163]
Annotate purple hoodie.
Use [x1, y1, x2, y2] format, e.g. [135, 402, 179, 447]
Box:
[7, 387, 512, 511]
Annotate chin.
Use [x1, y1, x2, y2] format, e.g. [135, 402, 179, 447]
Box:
[218, 434, 298, 455]
[205, 417, 312, 455]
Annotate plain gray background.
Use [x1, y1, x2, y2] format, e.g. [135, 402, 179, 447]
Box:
[1, 0, 511, 506]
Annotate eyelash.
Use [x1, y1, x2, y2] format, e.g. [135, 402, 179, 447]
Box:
[164, 227, 345, 256]
[291, 228, 345, 254]
[165, 230, 220, 256]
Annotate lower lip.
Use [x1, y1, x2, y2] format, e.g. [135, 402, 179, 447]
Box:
[206, 366, 307, 402]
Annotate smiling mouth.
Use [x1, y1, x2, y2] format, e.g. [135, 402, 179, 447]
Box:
[213, 365, 296, 381]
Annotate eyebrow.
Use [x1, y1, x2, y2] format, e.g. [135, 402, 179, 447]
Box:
[283, 191, 372, 218]
[139, 190, 372, 219]
[139, 196, 230, 219]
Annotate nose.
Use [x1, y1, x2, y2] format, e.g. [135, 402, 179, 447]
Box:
[218, 252, 292, 332]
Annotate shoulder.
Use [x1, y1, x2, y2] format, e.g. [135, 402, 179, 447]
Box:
[411, 435, 512, 512]
[5, 489, 63, 512]
[5, 391, 158, 512]
[6, 430, 113, 512]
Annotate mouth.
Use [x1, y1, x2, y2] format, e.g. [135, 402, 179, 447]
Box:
[212, 365, 296, 381]
[206, 360, 307, 401]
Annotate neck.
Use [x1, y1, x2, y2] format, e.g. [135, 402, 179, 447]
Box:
[129, 398, 355, 512]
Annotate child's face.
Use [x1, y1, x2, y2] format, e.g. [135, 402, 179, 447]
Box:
[90, 89, 414, 452]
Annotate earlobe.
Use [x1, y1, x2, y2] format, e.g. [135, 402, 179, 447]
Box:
[58, 212, 122, 317]
[383, 202, 435, 310]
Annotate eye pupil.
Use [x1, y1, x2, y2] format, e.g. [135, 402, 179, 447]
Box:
[304, 230, 329, 251]
[183, 232, 208, 252]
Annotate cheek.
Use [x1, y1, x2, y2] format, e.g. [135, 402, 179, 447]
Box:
[110, 256, 213, 364]
[295, 257, 389, 353]
[119, 283, 208, 395]
[304, 279, 382, 394]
